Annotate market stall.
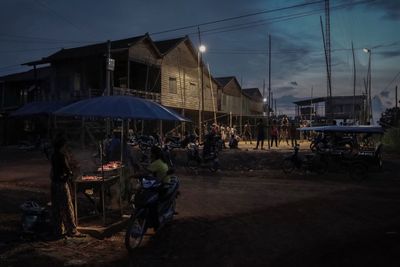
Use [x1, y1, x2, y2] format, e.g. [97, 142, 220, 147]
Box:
[74, 161, 122, 225]
[55, 95, 190, 226]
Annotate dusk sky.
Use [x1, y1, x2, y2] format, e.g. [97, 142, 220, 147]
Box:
[1, 0, 399, 118]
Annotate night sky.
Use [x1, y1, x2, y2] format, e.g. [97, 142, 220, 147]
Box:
[1, 0, 399, 119]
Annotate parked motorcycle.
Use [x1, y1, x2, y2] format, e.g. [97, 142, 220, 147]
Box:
[310, 134, 355, 154]
[125, 175, 180, 252]
[185, 142, 220, 172]
[281, 145, 328, 175]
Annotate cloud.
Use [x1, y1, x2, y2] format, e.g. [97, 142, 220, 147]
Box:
[275, 86, 296, 94]
[377, 50, 400, 59]
[369, 1, 400, 20]
[290, 81, 298, 86]
[380, 91, 390, 98]
[386, 101, 393, 106]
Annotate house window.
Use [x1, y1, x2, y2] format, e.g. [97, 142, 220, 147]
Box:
[189, 82, 196, 92]
[169, 77, 177, 94]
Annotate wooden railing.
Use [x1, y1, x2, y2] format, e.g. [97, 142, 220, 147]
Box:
[113, 87, 161, 102]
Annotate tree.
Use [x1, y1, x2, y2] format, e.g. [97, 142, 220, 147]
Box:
[378, 107, 400, 129]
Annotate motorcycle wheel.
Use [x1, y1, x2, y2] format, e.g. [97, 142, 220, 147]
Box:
[125, 210, 148, 252]
[209, 160, 220, 172]
[349, 161, 367, 181]
[310, 142, 317, 152]
[311, 156, 329, 175]
[281, 158, 295, 174]
[186, 159, 199, 172]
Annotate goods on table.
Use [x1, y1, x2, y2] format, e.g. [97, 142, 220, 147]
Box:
[81, 175, 102, 181]
[97, 161, 122, 172]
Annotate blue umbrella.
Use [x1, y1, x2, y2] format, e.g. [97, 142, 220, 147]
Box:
[11, 101, 69, 117]
[54, 95, 190, 121]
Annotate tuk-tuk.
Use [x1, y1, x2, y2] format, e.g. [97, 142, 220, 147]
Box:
[298, 125, 384, 178]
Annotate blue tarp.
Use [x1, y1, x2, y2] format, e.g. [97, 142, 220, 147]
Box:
[297, 125, 384, 134]
[54, 95, 191, 122]
[10, 101, 69, 117]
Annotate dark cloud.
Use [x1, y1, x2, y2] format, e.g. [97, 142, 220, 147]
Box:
[380, 91, 390, 98]
[275, 86, 296, 94]
[377, 50, 400, 58]
[369, 1, 400, 20]
[290, 81, 298, 86]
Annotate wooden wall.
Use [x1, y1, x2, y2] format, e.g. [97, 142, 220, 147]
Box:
[159, 40, 218, 112]
[128, 39, 160, 65]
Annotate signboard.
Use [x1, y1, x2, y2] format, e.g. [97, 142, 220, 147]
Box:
[107, 58, 115, 71]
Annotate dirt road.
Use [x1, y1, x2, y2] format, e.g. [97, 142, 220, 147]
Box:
[1, 146, 400, 266]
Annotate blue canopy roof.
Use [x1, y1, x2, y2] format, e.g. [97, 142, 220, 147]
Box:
[10, 101, 68, 117]
[297, 125, 384, 134]
[54, 95, 191, 122]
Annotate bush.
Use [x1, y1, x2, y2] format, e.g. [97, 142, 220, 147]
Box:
[382, 126, 400, 153]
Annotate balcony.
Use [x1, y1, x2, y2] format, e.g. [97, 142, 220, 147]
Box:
[113, 87, 161, 103]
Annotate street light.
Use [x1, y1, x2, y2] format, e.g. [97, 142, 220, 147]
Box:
[199, 45, 206, 53]
[363, 47, 372, 124]
[198, 44, 206, 142]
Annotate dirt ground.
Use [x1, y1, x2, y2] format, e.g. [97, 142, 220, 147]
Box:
[1, 143, 400, 267]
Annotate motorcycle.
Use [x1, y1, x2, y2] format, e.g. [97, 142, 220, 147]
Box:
[185, 142, 220, 172]
[281, 145, 328, 175]
[125, 174, 180, 252]
[310, 134, 355, 154]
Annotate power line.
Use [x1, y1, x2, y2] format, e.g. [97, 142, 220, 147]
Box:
[0, 47, 64, 54]
[381, 70, 400, 93]
[207, 42, 400, 55]
[150, 0, 326, 36]
[0, 33, 100, 43]
[32, 0, 98, 39]
[197, 0, 375, 37]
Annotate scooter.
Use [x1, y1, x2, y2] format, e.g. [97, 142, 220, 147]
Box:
[125, 174, 179, 252]
[185, 142, 220, 172]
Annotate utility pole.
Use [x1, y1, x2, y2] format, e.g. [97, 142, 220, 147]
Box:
[363, 78, 368, 124]
[396, 85, 398, 108]
[310, 86, 313, 126]
[325, 0, 332, 99]
[271, 91, 274, 116]
[240, 76, 243, 135]
[368, 51, 372, 124]
[106, 40, 112, 135]
[197, 27, 204, 142]
[352, 41, 356, 124]
[106, 40, 111, 96]
[267, 34, 272, 148]
[320, 16, 332, 122]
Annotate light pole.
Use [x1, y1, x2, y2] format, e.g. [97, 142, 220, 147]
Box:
[363, 48, 372, 124]
[199, 44, 206, 141]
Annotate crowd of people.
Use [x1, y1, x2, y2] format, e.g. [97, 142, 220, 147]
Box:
[196, 116, 306, 150]
[47, 116, 315, 240]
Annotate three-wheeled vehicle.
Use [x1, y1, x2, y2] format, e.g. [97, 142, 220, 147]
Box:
[298, 125, 384, 180]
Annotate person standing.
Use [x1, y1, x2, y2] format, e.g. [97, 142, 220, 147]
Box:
[289, 122, 298, 147]
[254, 119, 265, 150]
[243, 122, 252, 144]
[270, 120, 279, 148]
[50, 136, 84, 238]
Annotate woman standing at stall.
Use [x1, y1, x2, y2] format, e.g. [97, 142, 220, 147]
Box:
[50, 135, 85, 238]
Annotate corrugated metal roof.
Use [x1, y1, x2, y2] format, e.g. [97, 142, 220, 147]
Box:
[242, 88, 262, 102]
[214, 76, 235, 87]
[23, 35, 148, 65]
[154, 37, 186, 55]
[0, 67, 51, 82]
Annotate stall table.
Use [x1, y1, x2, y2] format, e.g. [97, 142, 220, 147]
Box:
[74, 165, 123, 226]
